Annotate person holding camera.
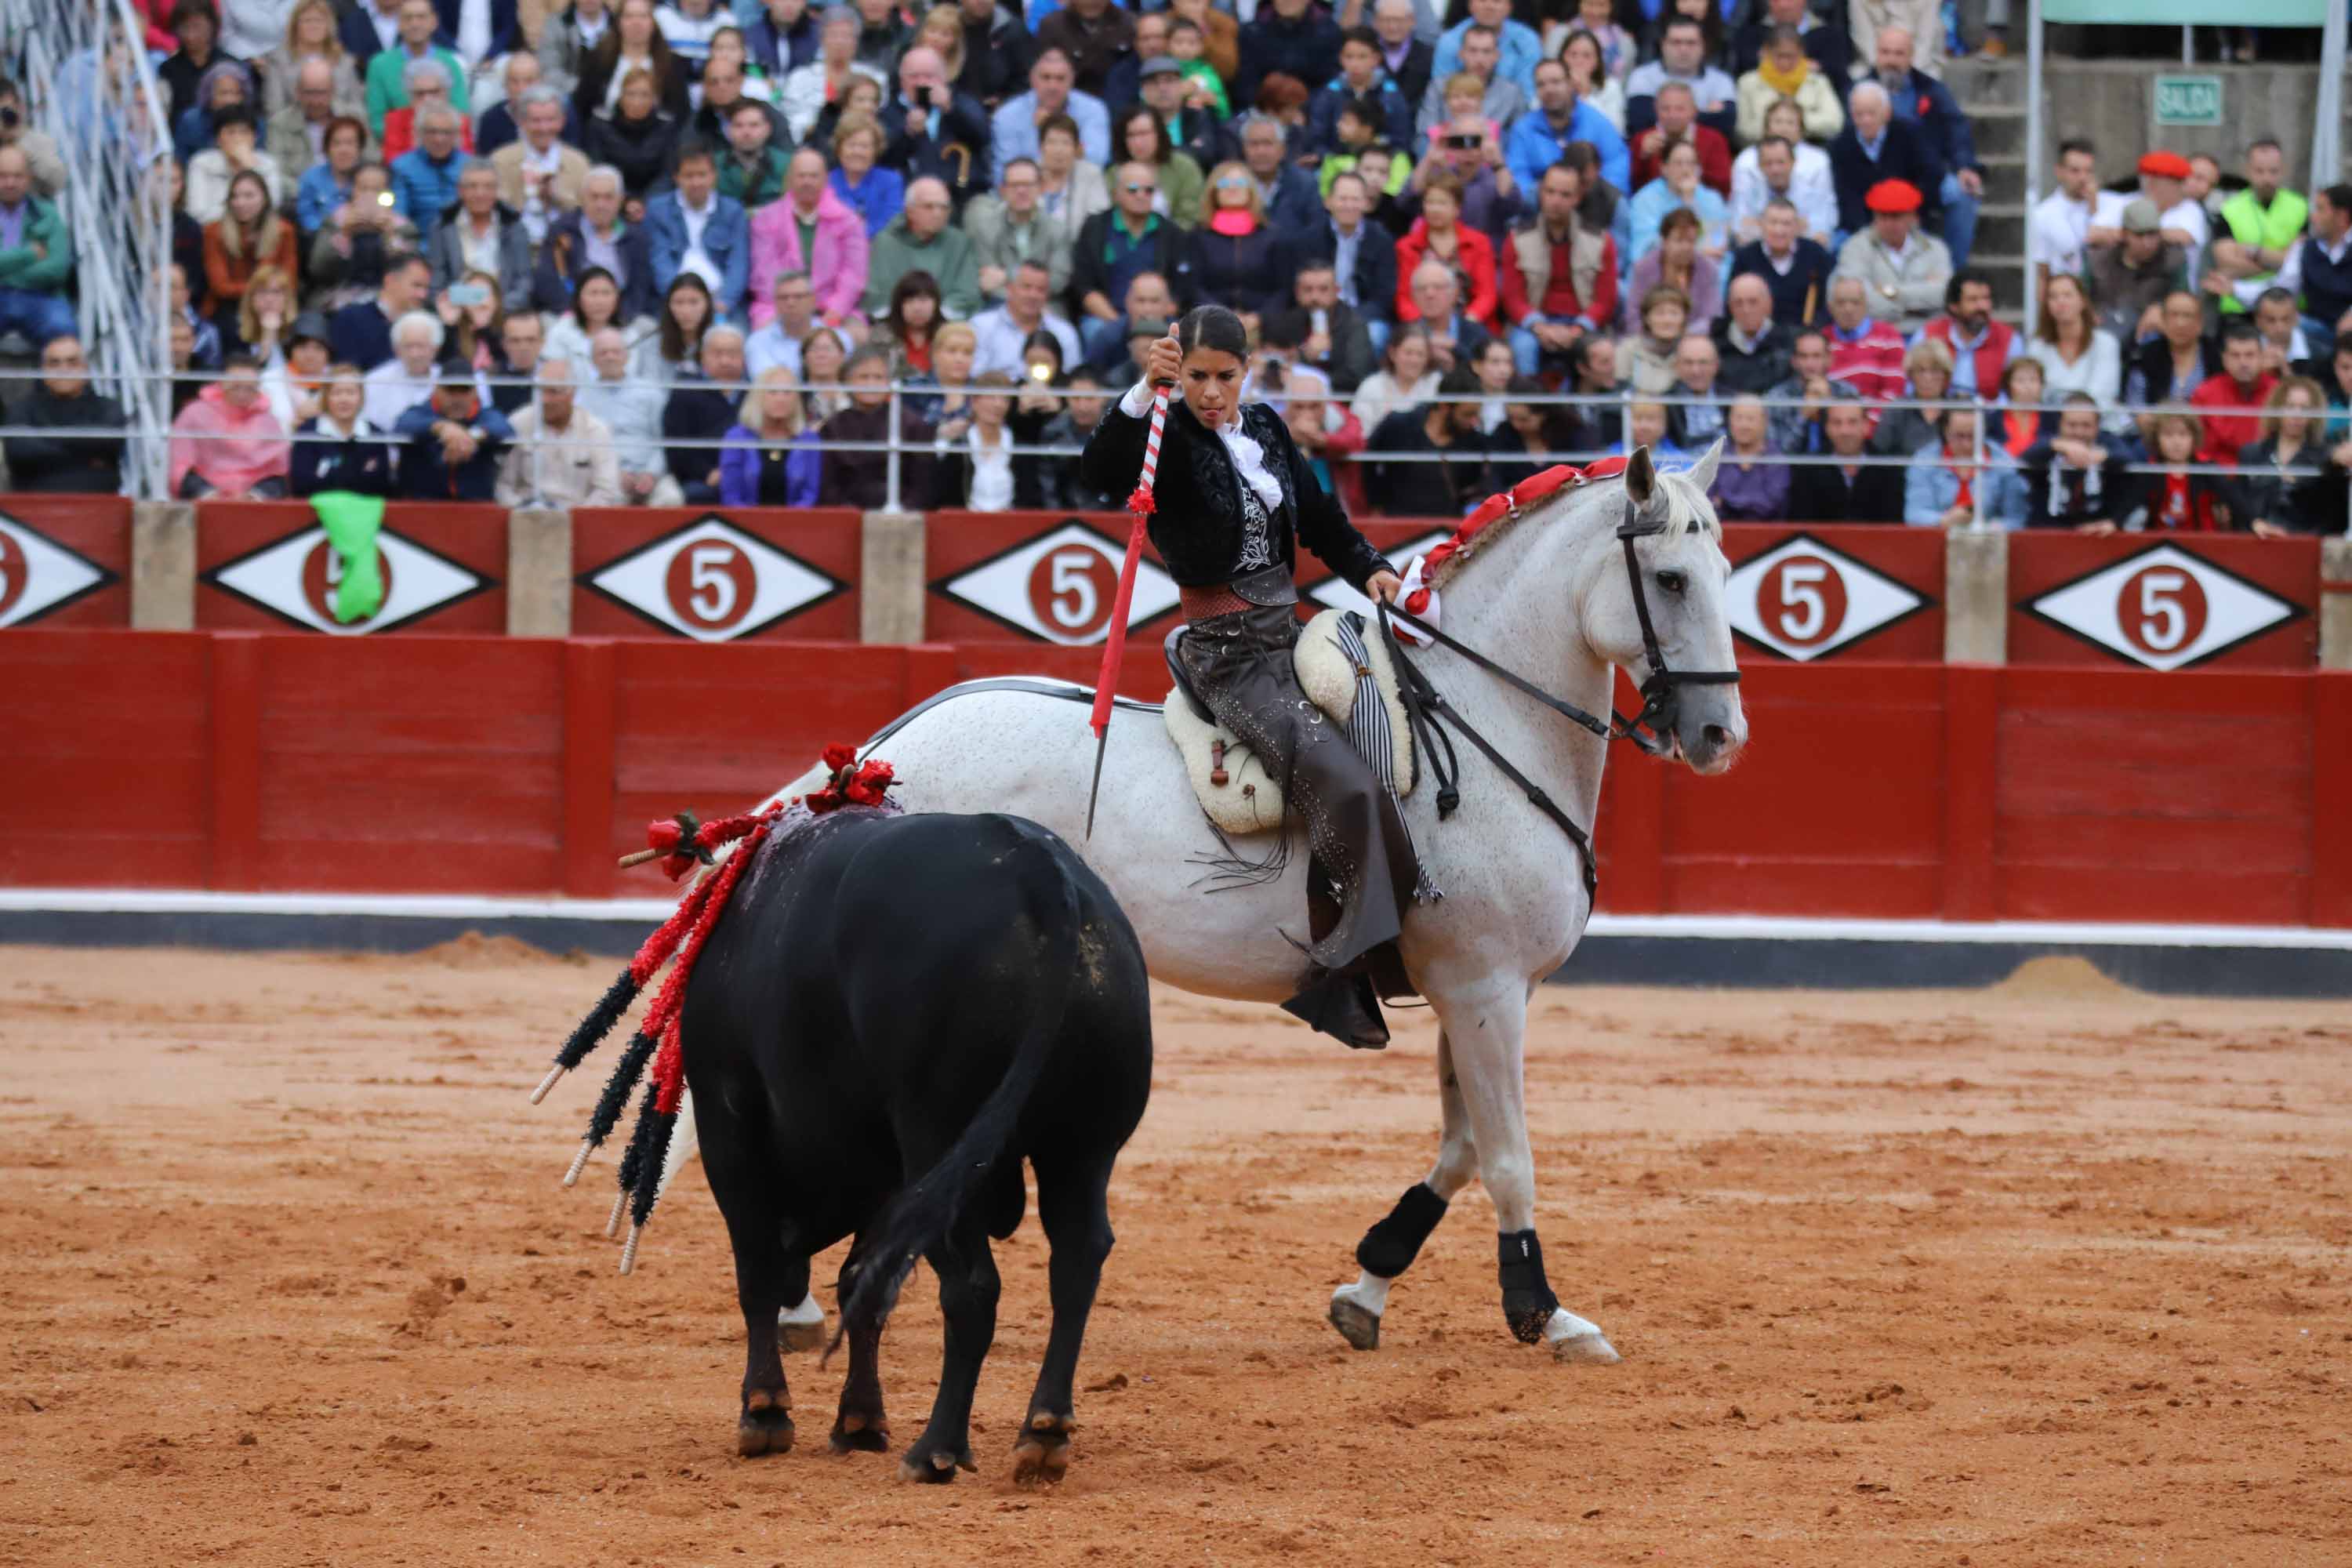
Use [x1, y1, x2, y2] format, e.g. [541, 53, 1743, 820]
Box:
[1414, 113, 1519, 248]
[882, 45, 992, 212]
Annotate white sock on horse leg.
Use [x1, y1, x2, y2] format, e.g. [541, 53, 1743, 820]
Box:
[1333, 1272, 1392, 1318]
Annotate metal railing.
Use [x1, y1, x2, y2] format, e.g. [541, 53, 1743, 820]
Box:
[2, 366, 2343, 532]
[1, 0, 173, 497]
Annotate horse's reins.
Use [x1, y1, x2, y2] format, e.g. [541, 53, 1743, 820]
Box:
[1375, 485, 1742, 900]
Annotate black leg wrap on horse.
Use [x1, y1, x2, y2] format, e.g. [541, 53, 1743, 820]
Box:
[1497, 1230, 1559, 1345]
[1356, 1183, 1449, 1279]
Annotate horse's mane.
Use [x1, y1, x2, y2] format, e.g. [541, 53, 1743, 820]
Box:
[1424, 454, 1721, 593]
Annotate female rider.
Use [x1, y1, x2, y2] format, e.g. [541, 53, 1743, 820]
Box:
[1080, 305, 1425, 1051]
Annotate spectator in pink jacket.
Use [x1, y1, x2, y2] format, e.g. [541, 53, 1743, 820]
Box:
[169, 355, 292, 499]
[749, 148, 869, 328]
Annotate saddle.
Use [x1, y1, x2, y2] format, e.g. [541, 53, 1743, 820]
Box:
[1160, 608, 1416, 837]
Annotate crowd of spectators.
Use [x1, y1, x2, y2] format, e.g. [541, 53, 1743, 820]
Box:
[0, 0, 2342, 533]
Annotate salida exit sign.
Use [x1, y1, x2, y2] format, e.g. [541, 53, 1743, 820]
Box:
[2154, 74, 2224, 126]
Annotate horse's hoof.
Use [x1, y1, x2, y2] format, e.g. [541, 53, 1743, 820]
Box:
[1327, 1294, 1381, 1351]
[1011, 1411, 1074, 1487]
[829, 1412, 891, 1454]
[738, 1392, 795, 1457]
[1550, 1329, 1621, 1365]
[898, 1442, 974, 1483]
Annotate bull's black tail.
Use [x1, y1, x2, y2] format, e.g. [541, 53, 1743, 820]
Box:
[830, 823, 1081, 1359]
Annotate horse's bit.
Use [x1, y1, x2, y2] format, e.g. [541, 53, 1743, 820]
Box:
[1374, 489, 1743, 900]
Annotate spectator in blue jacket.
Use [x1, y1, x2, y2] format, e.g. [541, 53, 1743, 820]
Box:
[1306, 28, 1417, 155]
[390, 103, 468, 245]
[1506, 58, 1628, 199]
[1430, 0, 1541, 100]
[646, 140, 753, 319]
[1240, 113, 1329, 243]
[394, 365, 514, 498]
[1904, 405, 2025, 528]
[296, 117, 372, 238]
[1867, 26, 1980, 267]
[1236, 0, 1344, 113]
[1828, 82, 1944, 241]
[719, 365, 824, 505]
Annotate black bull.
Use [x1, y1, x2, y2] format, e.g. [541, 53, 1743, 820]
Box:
[680, 808, 1152, 1483]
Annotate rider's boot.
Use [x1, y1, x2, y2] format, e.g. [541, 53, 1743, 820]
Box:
[1283, 968, 1389, 1050]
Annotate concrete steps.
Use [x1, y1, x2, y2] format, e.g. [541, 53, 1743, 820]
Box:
[1947, 57, 2029, 315]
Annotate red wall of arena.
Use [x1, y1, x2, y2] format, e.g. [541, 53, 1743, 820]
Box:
[0, 495, 132, 629]
[2007, 533, 2319, 670]
[2, 630, 2345, 927]
[924, 511, 1472, 649]
[570, 506, 862, 641]
[197, 501, 507, 633]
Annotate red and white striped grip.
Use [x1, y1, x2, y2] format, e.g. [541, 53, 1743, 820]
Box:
[1087, 383, 1175, 742]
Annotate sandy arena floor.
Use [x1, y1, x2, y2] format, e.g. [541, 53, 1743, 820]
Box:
[2, 940, 2348, 1567]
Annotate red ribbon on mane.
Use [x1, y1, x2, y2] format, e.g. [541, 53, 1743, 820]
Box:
[1413, 459, 1624, 603]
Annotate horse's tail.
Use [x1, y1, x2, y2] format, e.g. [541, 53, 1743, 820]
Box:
[830, 822, 1080, 1357]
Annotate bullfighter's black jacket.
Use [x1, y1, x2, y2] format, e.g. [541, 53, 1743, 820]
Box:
[1078, 390, 1392, 592]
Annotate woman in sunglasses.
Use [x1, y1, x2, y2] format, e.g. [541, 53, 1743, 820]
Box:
[1080, 305, 1421, 1052]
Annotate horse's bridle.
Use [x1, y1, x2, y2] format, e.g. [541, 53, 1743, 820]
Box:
[1609, 504, 1746, 757]
[1374, 485, 1742, 898]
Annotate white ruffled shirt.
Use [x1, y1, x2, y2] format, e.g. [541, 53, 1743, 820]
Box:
[1121, 381, 1285, 515]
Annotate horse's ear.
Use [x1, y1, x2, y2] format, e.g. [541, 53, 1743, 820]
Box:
[1685, 436, 1725, 497]
[1624, 445, 1657, 506]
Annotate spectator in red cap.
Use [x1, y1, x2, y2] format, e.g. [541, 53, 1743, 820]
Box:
[1831, 176, 1951, 336]
[2135, 151, 2210, 272]
[2189, 320, 2278, 466]
[1866, 27, 1983, 267]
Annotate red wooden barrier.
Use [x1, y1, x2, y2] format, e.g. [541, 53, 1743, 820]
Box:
[195, 500, 507, 633]
[2007, 532, 2319, 670]
[1719, 524, 1944, 663]
[0, 631, 2343, 927]
[0, 630, 209, 886]
[570, 506, 861, 641]
[920, 514, 1958, 670]
[923, 510, 1466, 644]
[0, 495, 131, 629]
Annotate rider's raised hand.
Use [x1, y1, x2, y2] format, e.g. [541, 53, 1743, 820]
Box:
[1145, 331, 1182, 389]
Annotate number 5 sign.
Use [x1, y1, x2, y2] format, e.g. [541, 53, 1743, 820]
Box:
[935, 520, 1180, 644]
[2023, 543, 2300, 671]
[1724, 535, 1930, 661]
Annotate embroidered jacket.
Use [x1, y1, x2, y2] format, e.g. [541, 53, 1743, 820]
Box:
[1080, 390, 1391, 591]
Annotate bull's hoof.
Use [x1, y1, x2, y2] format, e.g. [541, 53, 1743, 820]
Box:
[829, 1412, 891, 1454]
[1327, 1295, 1381, 1351]
[897, 1439, 975, 1484]
[1011, 1410, 1074, 1487]
[738, 1390, 795, 1457]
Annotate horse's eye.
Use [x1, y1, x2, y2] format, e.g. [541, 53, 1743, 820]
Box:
[1656, 570, 1686, 594]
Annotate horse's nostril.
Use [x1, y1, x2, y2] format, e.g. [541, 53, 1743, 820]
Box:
[1701, 724, 1731, 750]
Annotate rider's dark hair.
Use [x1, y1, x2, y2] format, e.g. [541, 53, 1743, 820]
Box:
[1174, 304, 1249, 361]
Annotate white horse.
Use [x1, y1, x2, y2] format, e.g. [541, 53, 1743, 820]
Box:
[680, 443, 1747, 1363]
